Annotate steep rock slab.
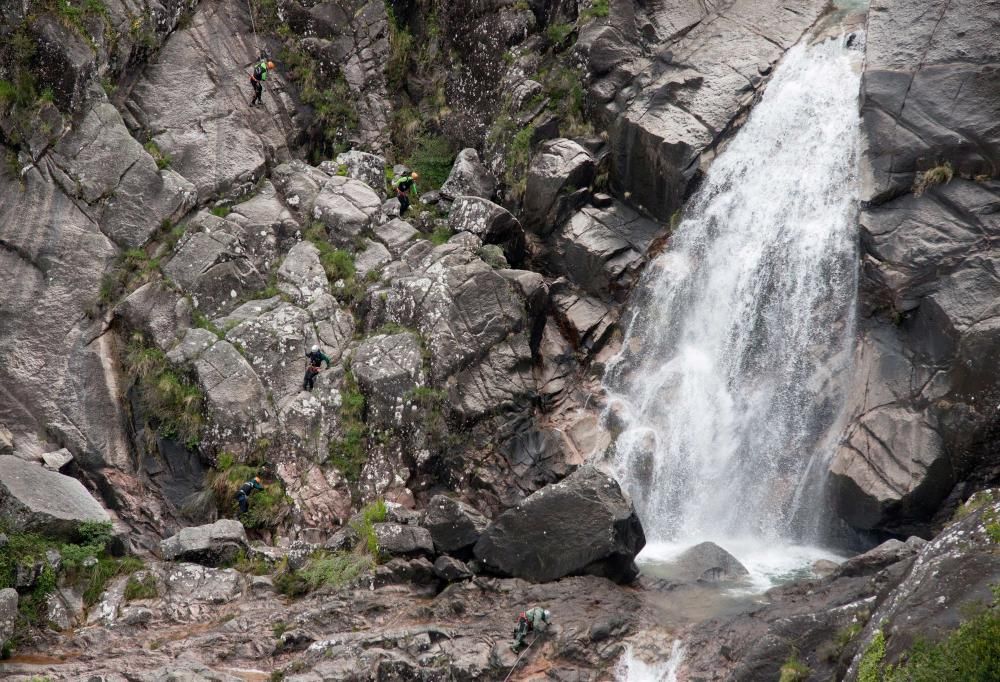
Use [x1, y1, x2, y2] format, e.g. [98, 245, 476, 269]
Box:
[126, 0, 305, 200]
[0, 161, 129, 467]
[600, 0, 827, 220]
[51, 101, 196, 248]
[0, 455, 109, 536]
[448, 333, 536, 421]
[352, 332, 425, 427]
[474, 465, 645, 583]
[522, 139, 596, 235]
[160, 519, 248, 566]
[832, 0, 1000, 535]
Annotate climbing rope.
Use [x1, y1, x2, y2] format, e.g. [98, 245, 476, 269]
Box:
[503, 636, 538, 682]
[245, 0, 261, 55]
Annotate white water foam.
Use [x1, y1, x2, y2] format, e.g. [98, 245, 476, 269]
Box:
[605, 37, 862, 576]
[616, 640, 685, 682]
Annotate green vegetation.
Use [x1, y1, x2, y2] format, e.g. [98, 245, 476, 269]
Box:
[191, 308, 224, 338]
[209, 205, 231, 218]
[304, 223, 363, 305]
[206, 454, 291, 530]
[123, 572, 159, 601]
[546, 22, 575, 45]
[580, 0, 610, 20]
[404, 134, 455, 190]
[273, 500, 385, 597]
[386, 9, 414, 89]
[429, 225, 453, 245]
[98, 245, 162, 307]
[124, 334, 204, 448]
[144, 140, 171, 170]
[274, 549, 373, 597]
[778, 651, 810, 682]
[858, 629, 886, 682]
[233, 549, 272, 576]
[0, 521, 144, 651]
[327, 368, 368, 482]
[955, 490, 995, 521]
[913, 162, 954, 197]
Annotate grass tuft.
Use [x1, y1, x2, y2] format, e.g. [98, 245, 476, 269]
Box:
[913, 162, 954, 197]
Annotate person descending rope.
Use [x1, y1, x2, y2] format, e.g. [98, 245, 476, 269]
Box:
[303, 344, 332, 391]
[512, 607, 551, 652]
[249, 54, 275, 107]
[392, 170, 419, 216]
[236, 476, 263, 515]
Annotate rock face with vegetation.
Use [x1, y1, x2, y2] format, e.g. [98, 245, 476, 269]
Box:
[1, 0, 997, 678]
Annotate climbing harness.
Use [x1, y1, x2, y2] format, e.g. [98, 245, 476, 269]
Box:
[503, 636, 537, 682]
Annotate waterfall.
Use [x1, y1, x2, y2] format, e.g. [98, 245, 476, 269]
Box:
[605, 37, 862, 556]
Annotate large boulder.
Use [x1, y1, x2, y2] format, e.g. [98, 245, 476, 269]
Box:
[423, 495, 489, 554]
[329, 150, 387, 193]
[163, 229, 265, 317]
[0, 455, 109, 537]
[665, 542, 749, 584]
[522, 139, 596, 235]
[439, 149, 496, 201]
[277, 241, 330, 306]
[312, 176, 384, 245]
[159, 519, 248, 566]
[116, 281, 192, 352]
[447, 196, 520, 243]
[374, 523, 434, 558]
[473, 465, 645, 583]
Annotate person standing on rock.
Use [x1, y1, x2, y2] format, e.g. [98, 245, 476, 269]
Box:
[303, 344, 332, 391]
[512, 607, 551, 652]
[249, 56, 275, 107]
[236, 476, 263, 515]
[392, 170, 419, 216]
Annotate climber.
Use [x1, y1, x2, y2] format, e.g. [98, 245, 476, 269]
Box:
[249, 56, 275, 107]
[511, 607, 551, 652]
[392, 170, 419, 216]
[236, 476, 263, 515]
[303, 343, 332, 391]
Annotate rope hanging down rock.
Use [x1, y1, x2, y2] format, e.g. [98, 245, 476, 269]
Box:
[503, 636, 537, 682]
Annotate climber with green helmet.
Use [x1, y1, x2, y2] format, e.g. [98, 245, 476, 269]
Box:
[236, 476, 263, 515]
[249, 55, 276, 107]
[392, 170, 419, 216]
[512, 606, 551, 652]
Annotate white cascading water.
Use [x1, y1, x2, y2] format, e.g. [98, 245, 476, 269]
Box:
[604, 37, 862, 583]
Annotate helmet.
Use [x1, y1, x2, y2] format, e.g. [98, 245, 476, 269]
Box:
[311, 344, 320, 353]
[543, 609, 551, 620]
[410, 171, 419, 180]
[267, 61, 275, 70]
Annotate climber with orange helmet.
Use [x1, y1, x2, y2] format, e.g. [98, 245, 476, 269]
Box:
[236, 476, 263, 515]
[392, 170, 419, 216]
[250, 55, 276, 107]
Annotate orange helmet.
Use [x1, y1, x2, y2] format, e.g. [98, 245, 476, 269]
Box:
[267, 61, 275, 70]
[410, 171, 420, 180]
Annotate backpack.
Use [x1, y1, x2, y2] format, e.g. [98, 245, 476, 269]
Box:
[254, 62, 268, 81]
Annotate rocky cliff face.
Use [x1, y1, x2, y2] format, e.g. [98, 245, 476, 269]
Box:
[829, 0, 1000, 538]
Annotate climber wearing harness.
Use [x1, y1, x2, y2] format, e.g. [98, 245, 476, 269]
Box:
[236, 476, 263, 514]
[249, 55, 275, 107]
[392, 171, 419, 216]
[303, 344, 332, 391]
[512, 607, 551, 652]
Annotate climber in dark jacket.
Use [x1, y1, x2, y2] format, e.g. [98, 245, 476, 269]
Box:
[236, 476, 263, 514]
[249, 56, 275, 107]
[303, 344, 332, 391]
[392, 171, 419, 216]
